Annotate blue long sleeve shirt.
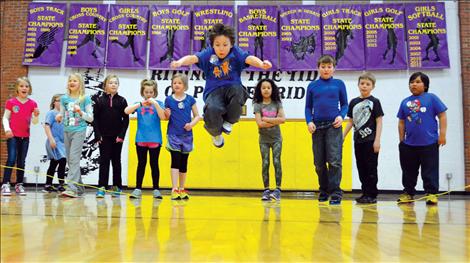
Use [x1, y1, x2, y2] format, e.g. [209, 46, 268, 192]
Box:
[304, 77, 348, 124]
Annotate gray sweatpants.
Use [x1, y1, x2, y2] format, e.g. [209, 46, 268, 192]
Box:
[64, 130, 86, 194]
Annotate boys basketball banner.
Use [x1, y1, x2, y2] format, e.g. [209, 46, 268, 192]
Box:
[405, 2, 449, 69]
[22, 3, 66, 67]
[238, 6, 278, 71]
[321, 5, 365, 70]
[363, 4, 407, 70]
[149, 5, 191, 70]
[65, 4, 108, 68]
[106, 5, 148, 69]
[279, 6, 322, 71]
[192, 6, 234, 54]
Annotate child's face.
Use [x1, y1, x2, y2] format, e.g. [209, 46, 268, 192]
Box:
[105, 78, 119, 95]
[143, 86, 155, 99]
[318, 63, 335, 79]
[213, 35, 232, 60]
[358, 79, 374, 98]
[53, 97, 61, 109]
[260, 81, 272, 99]
[172, 77, 186, 94]
[409, 76, 425, 96]
[16, 80, 30, 98]
[68, 76, 80, 93]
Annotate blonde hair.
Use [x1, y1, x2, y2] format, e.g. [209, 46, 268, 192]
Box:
[171, 73, 188, 91]
[358, 72, 376, 86]
[49, 94, 63, 110]
[15, 77, 32, 95]
[140, 79, 158, 98]
[103, 74, 119, 93]
[67, 73, 85, 97]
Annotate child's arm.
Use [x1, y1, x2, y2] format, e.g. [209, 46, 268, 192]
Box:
[373, 116, 383, 153]
[262, 108, 286, 125]
[398, 119, 405, 142]
[44, 124, 56, 149]
[184, 104, 202, 131]
[2, 109, 13, 138]
[170, 55, 199, 68]
[149, 99, 167, 120]
[245, 56, 272, 70]
[124, 101, 142, 115]
[333, 82, 348, 128]
[56, 99, 65, 123]
[342, 119, 353, 139]
[255, 112, 275, 128]
[438, 112, 447, 146]
[304, 86, 316, 134]
[32, 108, 40, 124]
[118, 100, 130, 142]
[75, 100, 93, 123]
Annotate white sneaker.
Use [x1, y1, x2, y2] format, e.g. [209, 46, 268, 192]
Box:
[1, 183, 11, 196]
[15, 183, 26, 196]
[212, 134, 224, 148]
[222, 121, 232, 134]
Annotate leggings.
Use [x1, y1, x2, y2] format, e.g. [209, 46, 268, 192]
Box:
[45, 158, 66, 185]
[259, 141, 282, 189]
[136, 145, 161, 189]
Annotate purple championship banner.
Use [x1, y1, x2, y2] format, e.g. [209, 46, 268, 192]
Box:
[279, 6, 322, 71]
[237, 6, 278, 71]
[22, 3, 66, 67]
[149, 5, 191, 70]
[65, 4, 108, 68]
[321, 5, 365, 70]
[192, 6, 234, 54]
[363, 4, 407, 70]
[106, 5, 148, 69]
[405, 2, 449, 69]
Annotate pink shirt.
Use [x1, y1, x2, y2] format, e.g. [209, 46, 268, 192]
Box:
[5, 97, 37, 137]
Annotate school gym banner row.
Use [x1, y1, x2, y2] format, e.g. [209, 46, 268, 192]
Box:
[23, 2, 449, 70]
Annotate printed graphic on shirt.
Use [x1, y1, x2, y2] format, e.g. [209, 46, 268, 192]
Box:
[406, 99, 426, 124]
[140, 106, 155, 116]
[12, 105, 20, 113]
[262, 108, 278, 118]
[211, 55, 232, 80]
[352, 100, 373, 139]
[65, 102, 79, 126]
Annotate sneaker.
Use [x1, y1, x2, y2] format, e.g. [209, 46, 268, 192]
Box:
[270, 189, 281, 201]
[355, 195, 366, 203]
[61, 190, 78, 198]
[222, 121, 232, 134]
[153, 189, 163, 199]
[318, 192, 329, 203]
[96, 187, 105, 198]
[112, 186, 122, 197]
[425, 193, 438, 205]
[397, 193, 414, 203]
[171, 189, 181, 200]
[15, 183, 26, 196]
[329, 196, 342, 205]
[57, 185, 66, 192]
[356, 196, 377, 204]
[212, 134, 224, 148]
[179, 189, 189, 200]
[261, 189, 271, 201]
[42, 185, 56, 193]
[1, 183, 11, 196]
[130, 189, 142, 199]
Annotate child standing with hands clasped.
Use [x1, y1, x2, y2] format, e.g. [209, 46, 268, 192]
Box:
[1, 77, 39, 196]
[165, 74, 201, 200]
[171, 23, 271, 148]
[343, 73, 384, 204]
[397, 72, 447, 205]
[56, 73, 93, 198]
[125, 79, 166, 199]
[253, 79, 285, 201]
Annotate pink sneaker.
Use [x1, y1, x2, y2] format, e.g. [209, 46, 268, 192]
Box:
[15, 183, 26, 196]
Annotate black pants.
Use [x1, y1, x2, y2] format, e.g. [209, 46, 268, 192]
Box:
[203, 84, 248, 136]
[170, 150, 189, 173]
[354, 141, 378, 198]
[399, 142, 439, 195]
[98, 136, 123, 189]
[46, 158, 66, 185]
[136, 145, 161, 189]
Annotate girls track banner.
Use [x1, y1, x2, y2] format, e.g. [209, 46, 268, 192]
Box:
[363, 4, 407, 70]
[106, 5, 148, 69]
[321, 5, 365, 70]
[405, 2, 449, 69]
[22, 2, 66, 67]
[149, 5, 191, 70]
[279, 5, 322, 71]
[65, 4, 108, 68]
[192, 6, 234, 54]
[237, 6, 279, 71]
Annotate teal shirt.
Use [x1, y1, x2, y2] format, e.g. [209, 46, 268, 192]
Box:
[60, 95, 92, 132]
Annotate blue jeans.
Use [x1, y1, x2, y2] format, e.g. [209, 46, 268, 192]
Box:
[311, 125, 343, 197]
[3, 137, 30, 184]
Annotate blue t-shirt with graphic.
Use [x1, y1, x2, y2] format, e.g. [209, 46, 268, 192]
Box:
[165, 94, 196, 136]
[195, 45, 249, 100]
[135, 101, 164, 144]
[397, 92, 447, 146]
[60, 95, 92, 132]
[45, 109, 66, 160]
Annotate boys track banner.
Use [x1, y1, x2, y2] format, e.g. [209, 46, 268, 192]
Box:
[22, 2, 66, 67]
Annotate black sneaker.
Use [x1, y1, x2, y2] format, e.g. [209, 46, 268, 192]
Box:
[318, 192, 329, 203]
[57, 185, 66, 192]
[357, 196, 377, 204]
[42, 185, 56, 193]
[355, 195, 366, 203]
[329, 196, 342, 205]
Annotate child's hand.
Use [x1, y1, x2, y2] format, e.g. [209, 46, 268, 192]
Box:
[333, 116, 343, 128]
[307, 122, 316, 134]
[73, 104, 82, 115]
[373, 141, 380, 153]
[164, 108, 171, 118]
[55, 114, 63, 123]
[50, 138, 57, 149]
[142, 100, 151, 107]
[184, 123, 192, 131]
[116, 137, 124, 143]
[438, 134, 446, 146]
[170, 60, 182, 69]
[5, 130, 13, 138]
[33, 108, 40, 117]
[262, 60, 272, 70]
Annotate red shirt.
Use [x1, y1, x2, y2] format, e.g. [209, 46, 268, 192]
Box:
[5, 97, 38, 137]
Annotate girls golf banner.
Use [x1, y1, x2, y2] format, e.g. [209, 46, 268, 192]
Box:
[405, 2, 449, 69]
[22, 3, 66, 67]
[65, 4, 108, 68]
[279, 6, 322, 71]
[192, 6, 234, 54]
[149, 5, 191, 70]
[321, 5, 365, 70]
[106, 5, 148, 69]
[363, 4, 407, 70]
[238, 6, 278, 71]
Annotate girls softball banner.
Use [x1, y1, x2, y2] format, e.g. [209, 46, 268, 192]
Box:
[279, 6, 322, 71]
[65, 4, 108, 68]
[237, 6, 279, 71]
[321, 5, 365, 70]
[405, 2, 449, 69]
[106, 5, 148, 69]
[363, 4, 407, 70]
[149, 5, 191, 70]
[192, 6, 235, 54]
[22, 3, 66, 67]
